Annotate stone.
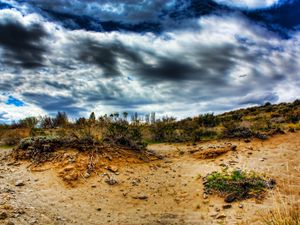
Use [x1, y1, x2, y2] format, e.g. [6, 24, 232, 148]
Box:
[238, 204, 243, 209]
[84, 172, 91, 178]
[216, 214, 226, 219]
[106, 165, 118, 173]
[105, 178, 118, 185]
[224, 193, 237, 203]
[133, 195, 148, 200]
[203, 193, 208, 199]
[0, 212, 8, 220]
[222, 204, 232, 209]
[231, 145, 237, 151]
[15, 180, 25, 187]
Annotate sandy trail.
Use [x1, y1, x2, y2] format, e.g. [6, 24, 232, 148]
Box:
[0, 132, 299, 225]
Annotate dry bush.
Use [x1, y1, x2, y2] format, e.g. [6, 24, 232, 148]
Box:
[0, 128, 30, 146]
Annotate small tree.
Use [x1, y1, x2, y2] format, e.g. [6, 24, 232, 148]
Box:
[19, 117, 39, 128]
[89, 112, 96, 124]
[53, 112, 68, 128]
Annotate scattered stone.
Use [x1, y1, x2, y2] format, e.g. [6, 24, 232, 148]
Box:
[215, 207, 220, 212]
[0, 212, 8, 220]
[244, 139, 251, 143]
[133, 195, 148, 200]
[29, 218, 38, 225]
[209, 212, 218, 218]
[156, 154, 164, 160]
[239, 204, 243, 209]
[105, 178, 118, 185]
[15, 180, 25, 187]
[131, 178, 141, 186]
[97, 208, 102, 211]
[83, 172, 91, 178]
[224, 193, 237, 203]
[231, 145, 237, 151]
[7, 222, 15, 225]
[216, 214, 226, 219]
[106, 165, 118, 173]
[222, 204, 232, 209]
[203, 193, 208, 199]
[229, 160, 238, 165]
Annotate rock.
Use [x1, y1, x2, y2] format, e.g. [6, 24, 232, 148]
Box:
[0, 212, 8, 220]
[97, 208, 102, 211]
[222, 204, 232, 209]
[105, 178, 118, 185]
[84, 172, 91, 178]
[7, 222, 15, 225]
[15, 180, 25, 187]
[106, 165, 118, 173]
[239, 204, 243, 208]
[29, 218, 38, 225]
[231, 145, 237, 151]
[203, 193, 208, 199]
[244, 139, 251, 143]
[135, 195, 148, 200]
[224, 193, 237, 203]
[215, 207, 220, 212]
[216, 214, 226, 219]
[209, 212, 218, 218]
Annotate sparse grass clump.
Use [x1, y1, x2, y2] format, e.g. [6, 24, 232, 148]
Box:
[203, 169, 276, 202]
[263, 203, 300, 225]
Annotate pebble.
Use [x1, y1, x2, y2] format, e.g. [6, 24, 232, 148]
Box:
[216, 214, 226, 219]
[15, 180, 25, 187]
[0, 212, 8, 220]
[105, 178, 118, 185]
[222, 204, 232, 209]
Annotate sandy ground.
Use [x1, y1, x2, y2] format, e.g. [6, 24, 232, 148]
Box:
[0, 132, 299, 225]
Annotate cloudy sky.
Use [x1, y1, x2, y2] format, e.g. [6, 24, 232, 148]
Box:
[0, 0, 299, 122]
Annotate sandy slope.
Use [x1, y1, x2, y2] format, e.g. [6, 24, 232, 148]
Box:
[0, 132, 299, 225]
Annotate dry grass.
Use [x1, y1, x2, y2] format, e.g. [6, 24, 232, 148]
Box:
[262, 199, 300, 225]
[261, 163, 300, 225]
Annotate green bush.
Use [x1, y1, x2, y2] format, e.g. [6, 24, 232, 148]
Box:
[203, 169, 275, 202]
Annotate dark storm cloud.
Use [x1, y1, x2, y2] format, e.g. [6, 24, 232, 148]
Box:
[0, 19, 48, 68]
[238, 92, 279, 105]
[75, 36, 243, 84]
[22, 93, 85, 116]
[0, 3, 299, 121]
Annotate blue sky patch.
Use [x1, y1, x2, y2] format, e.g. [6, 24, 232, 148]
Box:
[5, 96, 25, 107]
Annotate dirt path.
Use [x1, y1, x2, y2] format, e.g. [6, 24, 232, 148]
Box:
[0, 132, 299, 225]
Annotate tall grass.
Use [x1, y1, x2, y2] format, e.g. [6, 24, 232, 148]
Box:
[262, 163, 300, 225]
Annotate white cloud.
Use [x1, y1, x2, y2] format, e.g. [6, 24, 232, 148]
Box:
[0, 9, 299, 122]
[212, 0, 283, 9]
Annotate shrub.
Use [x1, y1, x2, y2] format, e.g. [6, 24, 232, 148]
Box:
[104, 121, 147, 150]
[203, 169, 275, 202]
[197, 113, 219, 128]
[223, 126, 253, 138]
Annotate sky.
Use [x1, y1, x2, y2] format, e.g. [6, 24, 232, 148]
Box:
[0, 0, 299, 122]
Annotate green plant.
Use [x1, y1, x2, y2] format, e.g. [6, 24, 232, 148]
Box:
[203, 169, 275, 202]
